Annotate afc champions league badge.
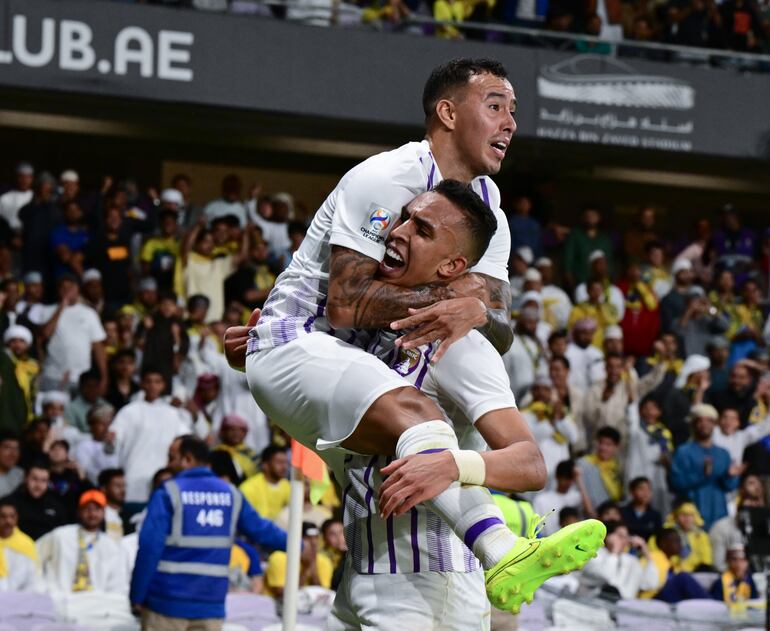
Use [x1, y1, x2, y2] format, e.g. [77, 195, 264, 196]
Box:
[368, 209, 392, 233]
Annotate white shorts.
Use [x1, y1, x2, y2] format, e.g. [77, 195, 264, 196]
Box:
[326, 566, 490, 631]
[245, 332, 411, 453]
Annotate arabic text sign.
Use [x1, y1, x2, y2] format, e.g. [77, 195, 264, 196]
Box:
[535, 54, 697, 152]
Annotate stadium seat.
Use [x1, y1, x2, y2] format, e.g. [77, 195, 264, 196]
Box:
[0, 592, 59, 628]
[674, 599, 729, 630]
[552, 598, 613, 628]
[615, 599, 676, 630]
[517, 600, 550, 630]
[225, 593, 280, 630]
[60, 592, 134, 630]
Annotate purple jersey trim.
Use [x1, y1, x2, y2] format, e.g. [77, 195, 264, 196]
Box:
[410, 508, 420, 573]
[363, 456, 378, 573]
[413, 342, 434, 390]
[463, 516, 504, 549]
[479, 178, 490, 207]
[384, 456, 398, 573]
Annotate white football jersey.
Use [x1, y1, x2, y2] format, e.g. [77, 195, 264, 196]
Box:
[248, 140, 510, 352]
[344, 331, 517, 574]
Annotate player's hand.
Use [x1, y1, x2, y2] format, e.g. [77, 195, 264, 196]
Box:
[224, 308, 261, 371]
[378, 451, 459, 519]
[390, 297, 487, 363]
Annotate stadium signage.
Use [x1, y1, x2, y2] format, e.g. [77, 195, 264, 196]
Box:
[2, 0, 769, 161]
[535, 55, 696, 153]
[0, 6, 194, 81]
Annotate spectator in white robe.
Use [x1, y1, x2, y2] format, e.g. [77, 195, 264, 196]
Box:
[37, 490, 128, 595]
[580, 521, 660, 599]
[73, 404, 119, 485]
[107, 368, 189, 504]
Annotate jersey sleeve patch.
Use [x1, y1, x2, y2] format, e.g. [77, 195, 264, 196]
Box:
[359, 204, 397, 246]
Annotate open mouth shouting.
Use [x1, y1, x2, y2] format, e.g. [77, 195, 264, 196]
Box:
[489, 137, 509, 160]
[379, 241, 407, 278]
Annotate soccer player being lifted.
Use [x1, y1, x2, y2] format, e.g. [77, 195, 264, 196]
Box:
[226, 59, 604, 612]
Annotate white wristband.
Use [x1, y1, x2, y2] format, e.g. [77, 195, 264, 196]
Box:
[450, 450, 486, 486]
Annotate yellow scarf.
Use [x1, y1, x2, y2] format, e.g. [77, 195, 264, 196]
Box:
[749, 400, 767, 425]
[645, 354, 684, 374]
[525, 402, 567, 444]
[72, 529, 94, 592]
[0, 528, 39, 578]
[720, 570, 753, 604]
[583, 454, 622, 501]
[9, 354, 39, 421]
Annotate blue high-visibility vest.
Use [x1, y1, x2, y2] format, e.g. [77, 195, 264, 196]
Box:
[144, 469, 242, 618]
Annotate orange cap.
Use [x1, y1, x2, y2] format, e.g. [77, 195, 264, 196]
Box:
[78, 489, 107, 508]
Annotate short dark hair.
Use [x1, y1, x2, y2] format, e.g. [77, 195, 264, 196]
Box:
[644, 240, 664, 254]
[25, 459, 50, 475]
[558, 506, 578, 524]
[597, 426, 621, 445]
[210, 451, 239, 485]
[555, 459, 575, 479]
[605, 351, 624, 363]
[597, 500, 620, 518]
[261, 444, 287, 464]
[656, 527, 679, 546]
[187, 294, 210, 311]
[0, 432, 19, 446]
[50, 439, 69, 453]
[422, 58, 508, 120]
[152, 467, 173, 490]
[79, 370, 101, 388]
[431, 179, 497, 266]
[604, 519, 626, 536]
[140, 365, 165, 381]
[639, 394, 661, 410]
[549, 355, 570, 370]
[179, 435, 210, 465]
[288, 221, 307, 238]
[629, 476, 651, 492]
[111, 348, 136, 364]
[548, 329, 568, 344]
[321, 518, 342, 535]
[98, 468, 125, 488]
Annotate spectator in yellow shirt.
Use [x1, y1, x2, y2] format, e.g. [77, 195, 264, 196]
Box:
[215, 414, 259, 482]
[140, 209, 180, 292]
[641, 527, 710, 602]
[649, 501, 713, 572]
[239, 445, 290, 521]
[264, 522, 333, 599]
[569, 279, 619, 348]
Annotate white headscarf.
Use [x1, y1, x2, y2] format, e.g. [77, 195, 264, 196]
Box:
[675, 354, 710, 389]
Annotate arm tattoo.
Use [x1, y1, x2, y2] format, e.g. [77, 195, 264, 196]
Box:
[328, 247, 453, 329]
[475, 275, 514, 355]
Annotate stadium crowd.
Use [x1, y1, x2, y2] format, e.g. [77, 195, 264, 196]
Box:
[0, 159, 769, 615]
[114, 0, 770, 57]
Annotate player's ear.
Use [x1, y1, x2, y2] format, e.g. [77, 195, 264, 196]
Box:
[435, 99, 457, 131]
[437, 256, 468, 280]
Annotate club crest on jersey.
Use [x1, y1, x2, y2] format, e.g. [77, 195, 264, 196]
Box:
[360, 205, 394, 244]
[392, 347, 422, 377]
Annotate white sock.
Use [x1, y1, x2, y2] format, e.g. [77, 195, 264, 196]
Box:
[394, 421, 518, 570]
